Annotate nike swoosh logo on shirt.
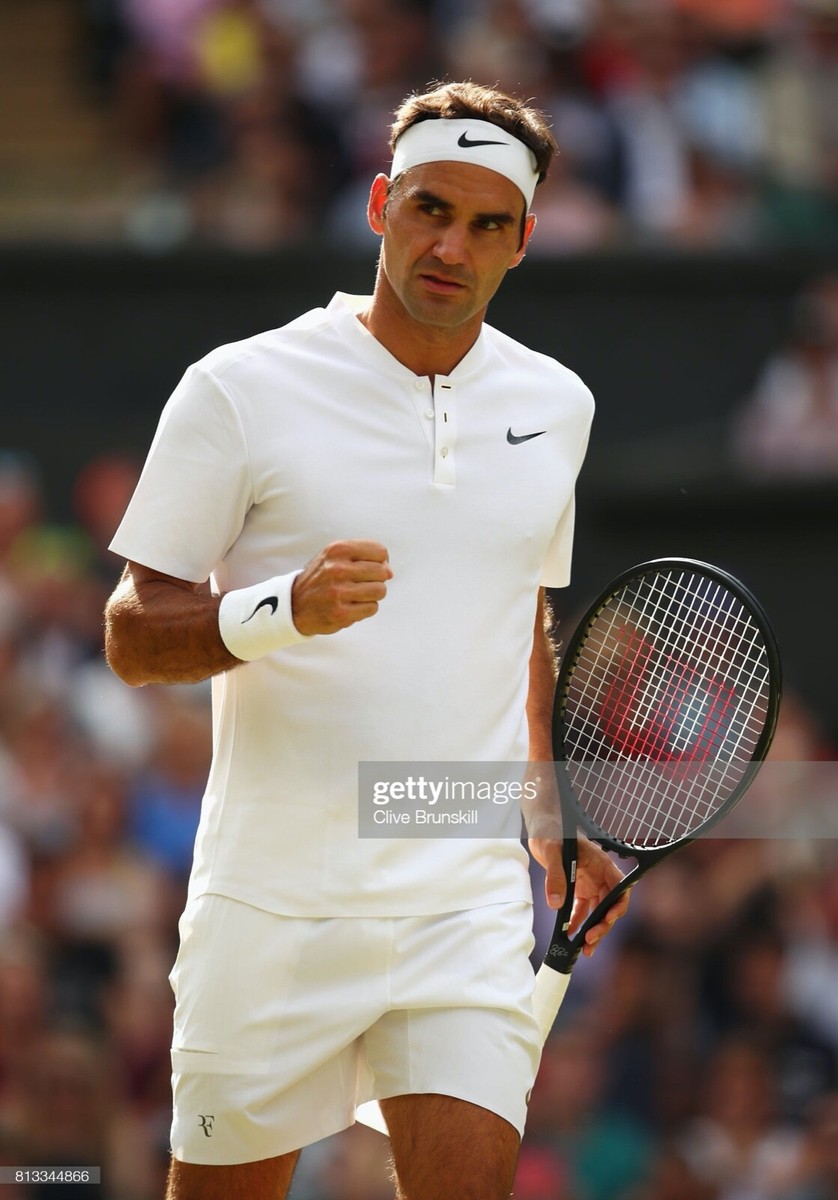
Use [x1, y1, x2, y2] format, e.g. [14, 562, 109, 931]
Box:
[243, 596, 279, 622]
[507, 428, 546, 445]
[457, 132, 508, 149]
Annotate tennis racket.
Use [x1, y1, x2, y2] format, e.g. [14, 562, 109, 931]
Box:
[531, 557, 782, 1041]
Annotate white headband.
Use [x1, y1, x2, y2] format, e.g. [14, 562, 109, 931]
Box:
[389, 118, 540, 210]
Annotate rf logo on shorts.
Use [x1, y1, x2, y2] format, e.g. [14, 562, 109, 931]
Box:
[198, 1114, 215, 1137]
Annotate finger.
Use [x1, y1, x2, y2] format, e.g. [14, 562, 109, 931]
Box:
[341, 580, 390, 605]
[568, 894, 598, 936]
[322, 555, 393, 586]
[324, 581, 390, 624]
[530, 837, 566, 909]
[342, 562, 393, 584]
[328, 539, 391, 565]
[544, 869, 566, 910]
[580, 890, 632, 956]
[339, 600, 382, 627]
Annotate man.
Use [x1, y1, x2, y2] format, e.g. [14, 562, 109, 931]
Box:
[104, 81, 629, 1200]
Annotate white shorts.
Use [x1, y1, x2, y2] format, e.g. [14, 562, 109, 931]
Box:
[169, 894, 541, 1165]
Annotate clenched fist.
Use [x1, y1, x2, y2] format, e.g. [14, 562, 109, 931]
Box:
[291, 540, 392, 636]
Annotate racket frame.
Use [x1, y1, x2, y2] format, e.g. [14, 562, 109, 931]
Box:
[544, 557, 782, 975]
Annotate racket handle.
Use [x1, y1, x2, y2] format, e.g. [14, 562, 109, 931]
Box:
[531, 962, 572, 1044]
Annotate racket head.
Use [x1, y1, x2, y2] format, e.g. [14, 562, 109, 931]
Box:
[552, 558, 782, 857]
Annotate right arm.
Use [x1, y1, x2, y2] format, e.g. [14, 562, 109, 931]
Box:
[104, 562, 236, 687]
[104, 540, 393, 688]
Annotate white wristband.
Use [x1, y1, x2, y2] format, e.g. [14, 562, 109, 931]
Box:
[218, 571, 310, 661]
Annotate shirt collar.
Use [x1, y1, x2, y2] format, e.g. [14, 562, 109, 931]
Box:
[329, 292, 490, 383]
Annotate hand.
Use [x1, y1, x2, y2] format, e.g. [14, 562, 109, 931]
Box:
[529, 833, 630, 958]
[291, 540, 392, 635]
[571, 836, 631, 955]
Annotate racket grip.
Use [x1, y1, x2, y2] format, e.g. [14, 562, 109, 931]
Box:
[531, 963, 572, 1044]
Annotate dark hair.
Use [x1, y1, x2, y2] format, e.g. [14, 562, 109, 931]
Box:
[390, 80, 557, 185]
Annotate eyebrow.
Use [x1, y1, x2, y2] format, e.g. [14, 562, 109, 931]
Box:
[412, 188, 518, 228]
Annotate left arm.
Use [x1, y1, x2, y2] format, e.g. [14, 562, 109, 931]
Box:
[523, 589, 630, 956]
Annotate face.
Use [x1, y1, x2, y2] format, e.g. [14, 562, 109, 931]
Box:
[367, 160, 535, 336]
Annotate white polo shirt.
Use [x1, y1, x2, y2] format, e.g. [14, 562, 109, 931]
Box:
[110, 293, 594, 917]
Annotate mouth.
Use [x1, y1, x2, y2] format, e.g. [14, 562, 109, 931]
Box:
[418, 272, 467, 295]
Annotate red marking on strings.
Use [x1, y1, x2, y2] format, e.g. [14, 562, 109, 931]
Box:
[598, 626, 737, 762]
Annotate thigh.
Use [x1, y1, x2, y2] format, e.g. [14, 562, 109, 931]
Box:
[166, 1151, 299, 1200]
[381, 1093, 520, 1200]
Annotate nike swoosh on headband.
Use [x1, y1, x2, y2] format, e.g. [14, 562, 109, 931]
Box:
[457, 131, 508, 149]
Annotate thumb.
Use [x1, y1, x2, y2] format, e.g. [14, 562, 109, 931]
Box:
[544, 865, 567, 910]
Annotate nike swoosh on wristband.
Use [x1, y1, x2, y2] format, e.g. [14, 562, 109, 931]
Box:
[457, 131, 508, 149]
[507, 428, 546, 445]
[243, 595, 279, 622]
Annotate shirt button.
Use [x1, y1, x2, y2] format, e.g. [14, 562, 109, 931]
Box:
[414, 379, 426, 390]
[425, 409, 434, 419]
[440, 447, 449, 458]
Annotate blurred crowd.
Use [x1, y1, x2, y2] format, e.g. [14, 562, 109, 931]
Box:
[0, 451, 205, 1197]
[70, 0, 838, 252]
[731, 272, 838, 477]
[0, 441, 835, 1200]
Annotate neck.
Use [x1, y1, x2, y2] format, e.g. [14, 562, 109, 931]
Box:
[357, 271, 485, 380]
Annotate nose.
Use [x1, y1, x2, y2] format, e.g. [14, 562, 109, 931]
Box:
[433, 222, 468, 265]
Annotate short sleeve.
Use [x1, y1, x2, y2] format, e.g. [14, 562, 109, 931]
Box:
[540, 490, 577, 588]
[540, 375, 593, 589]
[109, 364, 252, 582]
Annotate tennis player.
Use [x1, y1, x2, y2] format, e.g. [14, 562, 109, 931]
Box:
[104, 80, 629, 1200]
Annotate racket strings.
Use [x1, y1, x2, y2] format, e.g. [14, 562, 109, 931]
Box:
[569, 616, 767, 841]
[559, 569, 772, 849]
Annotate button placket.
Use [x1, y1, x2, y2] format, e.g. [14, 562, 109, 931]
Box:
[407, 376, 436, 455]
[433, 379, 456, 486]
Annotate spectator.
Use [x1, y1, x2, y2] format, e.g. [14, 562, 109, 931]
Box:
[513, 1142, 571, 1200]
[586, 928, 701, 1132]
[626, 1140, 720, 1200]
[38, 760, 177, 949]
[759, 0, 838, 245]
[102, 935, 178, 1199]
[525, 1021, 654, 1200]
[730, 274, 838, 477]
[600, 4, 703, 240]
[11, 1023, 121, 1199]
[128, 689, 211, 883]
[677, 1034, 805, 1200]
[72, 452, 141, 585]
[600, 3, 767, 244]
[0, 926, 50, 1140]
[708, 925, 838, 1124]
[776, 1091, 838, 1200]
[783, 861, 838, 1054]
[0, 455, 43, 574]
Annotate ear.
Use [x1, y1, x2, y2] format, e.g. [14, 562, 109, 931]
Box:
[510, 212, 537, 269]
[367, 174, 390, 236]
